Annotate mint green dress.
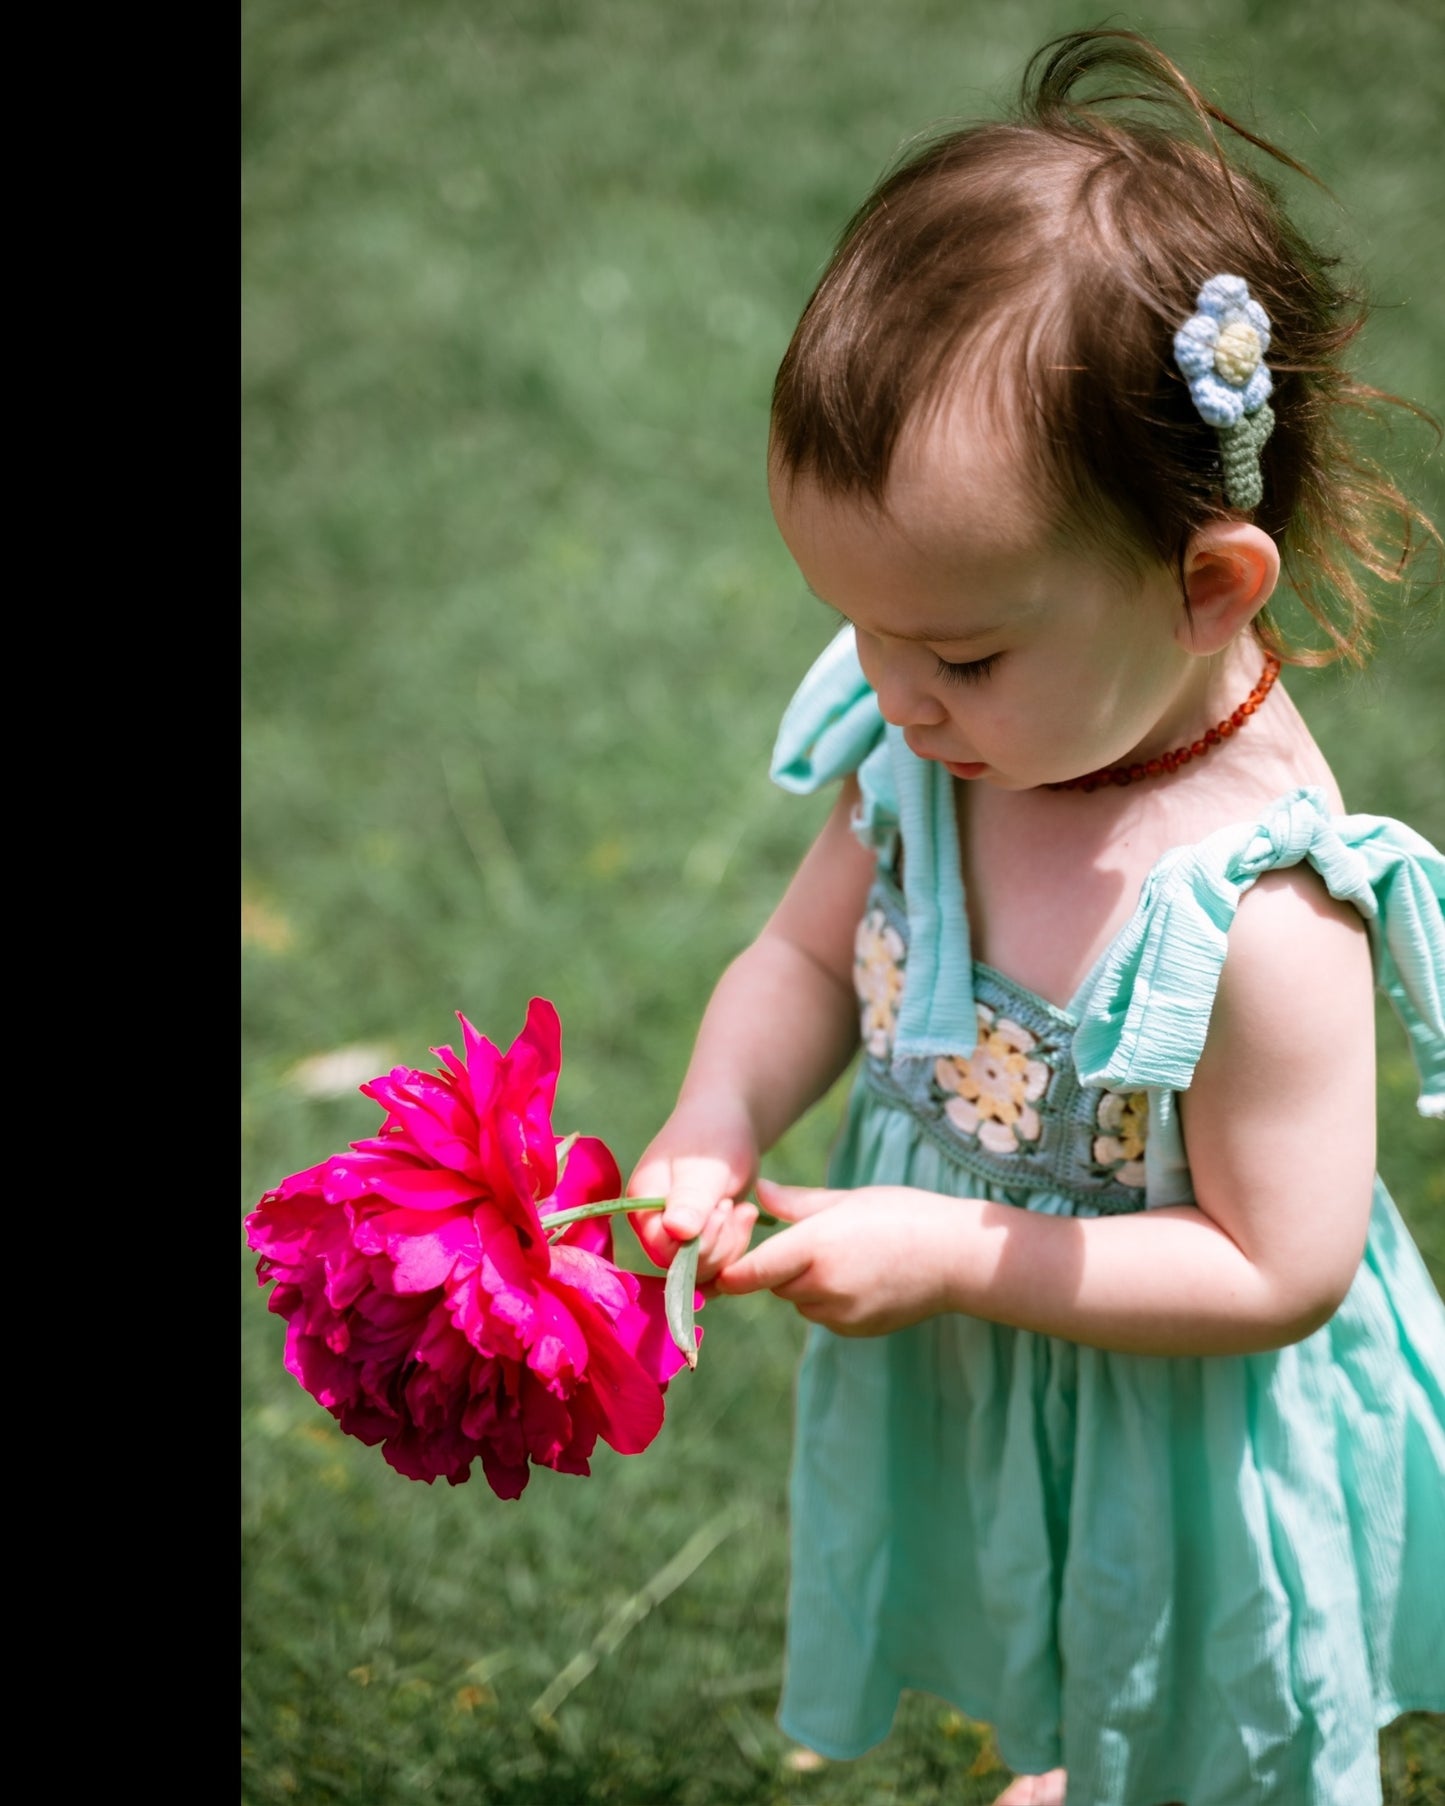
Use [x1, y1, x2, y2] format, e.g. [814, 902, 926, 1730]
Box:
[770, 628, 1445, 1806]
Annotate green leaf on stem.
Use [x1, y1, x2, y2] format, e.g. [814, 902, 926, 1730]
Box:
[665, 1236, 702, 1370]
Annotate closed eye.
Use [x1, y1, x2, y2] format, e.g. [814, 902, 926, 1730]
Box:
[934, 653, 1000, 686]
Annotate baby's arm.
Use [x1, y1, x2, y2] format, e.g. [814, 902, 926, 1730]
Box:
[629, 777, 875, 1279]
[718, 864, 1380, 1356]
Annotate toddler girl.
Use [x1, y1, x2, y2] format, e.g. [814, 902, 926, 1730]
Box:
[629, 29, 1443, 1806]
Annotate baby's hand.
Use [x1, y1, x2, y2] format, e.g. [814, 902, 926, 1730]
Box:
[714, 1178, 956, 1335]
[627, 1104, 760, 1287]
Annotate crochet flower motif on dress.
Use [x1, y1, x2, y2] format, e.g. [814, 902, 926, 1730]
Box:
[933, 1004, 1051, 1155]
[1092, 1089, 1149, 1189]
[854, 906, 906, 1058]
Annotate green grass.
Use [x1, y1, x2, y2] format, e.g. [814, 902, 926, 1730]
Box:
[243, 3, 1444, 1800]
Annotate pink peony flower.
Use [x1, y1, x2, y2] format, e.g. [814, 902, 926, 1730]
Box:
[246, 1000, 694, 1497]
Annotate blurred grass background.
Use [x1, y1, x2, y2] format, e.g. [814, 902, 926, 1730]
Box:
[241, 3, 1444, 1800]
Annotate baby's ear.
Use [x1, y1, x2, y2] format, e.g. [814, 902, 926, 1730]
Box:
[1177, 521, 1280, 655]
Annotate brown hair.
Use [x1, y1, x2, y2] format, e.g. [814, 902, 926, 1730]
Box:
[770, 28, 1437, 665]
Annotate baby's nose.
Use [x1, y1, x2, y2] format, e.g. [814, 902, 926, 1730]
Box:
[872, 664, 948, 730]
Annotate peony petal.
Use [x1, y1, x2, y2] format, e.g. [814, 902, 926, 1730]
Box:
[353, 1208, 480, 1293]
[412, 1302, 482, 1382]
[571, 1312, 667, 1455]
[383, 1421, 478, 1487]
[452, 1016, 506, 1129]
[608, 1274, 695, 1385]
[497, 1001, 564, 1196]
[447, 1263, 530, 1362]
[361, 1067, 484, 1177]
[246, 1184, 348, 1267]
[493, 1146, 553, 1267]
[518, 1368, 582, 1468]
[322, 1247, 386, 1314]
[557, 1213, 614, 1257]
[478, 1446, 532, 1498]
[505, 998, 563, 1117]
[260, 1157, 347, 1204]
[546, 1242, 637, 1317]
[303, 1155, 379, 1205]
[550, 1135, 623, 1214]
[527, 1282, 595, 1381]
[473, 1206, 542, 1299]
[360, 1164, 486, 1212]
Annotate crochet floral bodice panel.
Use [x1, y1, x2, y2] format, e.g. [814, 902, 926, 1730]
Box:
[854, 872, 1152, 1211]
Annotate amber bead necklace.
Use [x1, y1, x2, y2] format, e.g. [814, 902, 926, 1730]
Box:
[1047, 654, 1282, 794]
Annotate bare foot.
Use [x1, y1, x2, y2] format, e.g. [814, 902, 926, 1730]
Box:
[992, 1770, 1067, 1806]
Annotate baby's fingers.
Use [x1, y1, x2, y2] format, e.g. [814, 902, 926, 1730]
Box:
[662, 1157, 741, 1243]
[628, 1156, 741, 1268]
[754, 1177, 846, 1224]
[714, 1219, 815, 1298]
[628, 1205, 679, 1268]
[697, 1200, 759, 1288]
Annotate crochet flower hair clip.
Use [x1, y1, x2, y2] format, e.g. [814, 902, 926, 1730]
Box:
[1173, 274, 1276, 511]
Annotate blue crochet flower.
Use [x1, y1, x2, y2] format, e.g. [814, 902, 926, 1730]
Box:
[1173, 275, 1273, 427]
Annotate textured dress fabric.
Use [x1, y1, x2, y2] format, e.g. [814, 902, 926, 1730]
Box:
[769, 628, 1445, 1806]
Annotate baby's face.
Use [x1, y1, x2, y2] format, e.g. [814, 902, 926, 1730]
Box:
[768, 406, 1197, 791]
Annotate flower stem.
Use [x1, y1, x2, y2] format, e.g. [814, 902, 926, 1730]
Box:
[538, 1196, 701, 1368]
[539, 1196, 664, 1233]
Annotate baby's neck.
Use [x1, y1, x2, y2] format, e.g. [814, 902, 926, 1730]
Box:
[955, 679, 1338, 1011]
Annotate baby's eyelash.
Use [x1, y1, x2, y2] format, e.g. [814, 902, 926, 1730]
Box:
[934, 653, 1000, 686]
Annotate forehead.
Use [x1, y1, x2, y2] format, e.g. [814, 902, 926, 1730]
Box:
[769, 393, 1058, 615]
[887, 390, 1056, 557]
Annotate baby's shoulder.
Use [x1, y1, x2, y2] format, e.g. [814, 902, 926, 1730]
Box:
[1218, 859, 1373, 1012]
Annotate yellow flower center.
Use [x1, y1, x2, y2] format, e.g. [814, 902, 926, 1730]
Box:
[1213, 319, 1261, 385]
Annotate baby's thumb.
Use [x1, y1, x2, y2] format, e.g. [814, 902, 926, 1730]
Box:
[754, 1176, 842, 1224]
[662, 1160, 735, 1242]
